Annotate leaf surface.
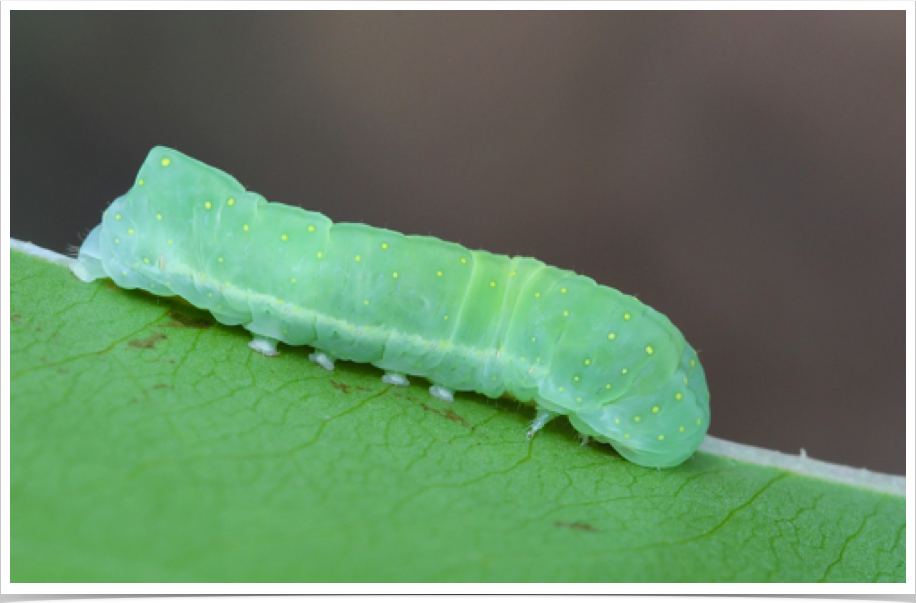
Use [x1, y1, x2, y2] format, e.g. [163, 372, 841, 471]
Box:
[10, 250, 905, 582]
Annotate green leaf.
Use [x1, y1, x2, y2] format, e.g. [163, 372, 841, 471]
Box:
[10, 248, 905, 582]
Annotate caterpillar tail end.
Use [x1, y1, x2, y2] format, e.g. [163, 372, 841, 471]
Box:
[71, 226, 108, 282]
[71, 259, 106, 283]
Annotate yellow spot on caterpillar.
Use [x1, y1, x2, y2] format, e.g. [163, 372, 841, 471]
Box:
[461, 258, 467, 264]
[634, 416, 641, 422]
[227, 198, 235, 206]
[691, 359, 696, 367]
[563, 310, 569, 317]
[684, 377, 689, 384]
[355, 255, 361, 261]
[437, 270, 443, 277]
[122, 270, 127, 276]
[646, 346, 654, 355]
[535, 292, 541, 298]
[614, 418, 620, 424]
[584, 359, 591, 365]
[621, 368, 628, 374]
[317, 252, 323, 258]
[531, 337, 536, 342]
[558, 387, 564, 392]
[156, 214, 162, 220]
[381, 242, 389, 249]
[697, 418, 702, 425]
[291, 278, 296, 283]
[608, 333, 616, 340]
[652, 406, 660, 413]
[364, 300, 369, 305]
[161, 158, 171, 166]
[168, 239, 173, 245]
[606, 384, 611, 389]
[392, 272, 398, 279]
[128, 229, 134, 235]
[208, 293, 212, 297]
[143, 258, 149, 264]
[490, 281, 496, 287]
[675, 392, 683, 400]
[561, 288, 567, 294]
[624, 313, 631, 320]
[443, 315, 449, 320]
[574, 376, 580, 381]
[576, 397, 582, 402]
[658, 435, 665, 440]
[138, 179, 144, 186]
[204, 201, 212, 209]
[225, 281, 230, 286]
[218, 257, 223, 263]
[509, 271, 517, 277]
[243, 224, 249, 231]
[281, 234, 288, 241]
[679, 426, 685, 432]
[624, 433, 630, 439]
[115, 214, 121, 220]
[277, 300, 283, 305]
[114, 238, 120, 244]
[308, 225, 315, 232]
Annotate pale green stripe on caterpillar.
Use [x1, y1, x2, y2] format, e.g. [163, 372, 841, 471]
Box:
[72, 146, 711, 468]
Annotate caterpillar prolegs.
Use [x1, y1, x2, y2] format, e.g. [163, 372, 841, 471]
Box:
[73, 147, 711, 468]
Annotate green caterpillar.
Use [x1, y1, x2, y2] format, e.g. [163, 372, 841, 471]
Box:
[72, 146, 710, 467]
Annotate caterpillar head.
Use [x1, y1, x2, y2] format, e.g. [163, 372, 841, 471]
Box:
[567, 346, 710, 468]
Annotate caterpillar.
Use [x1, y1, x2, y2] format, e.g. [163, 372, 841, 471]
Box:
[72, 146, 710, 468]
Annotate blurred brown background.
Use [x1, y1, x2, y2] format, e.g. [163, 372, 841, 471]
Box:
[11, 11, 905, 473]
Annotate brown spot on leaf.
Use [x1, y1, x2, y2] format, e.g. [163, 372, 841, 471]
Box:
[330, 380, 351, 394]
[420, 403, 473, 430]
[555, 521, 601, 533]
[11, 313, 22, 323]
[129, 332, 166, 349]
[164, 309, 213, 329]
[152, 383, 172, 390]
